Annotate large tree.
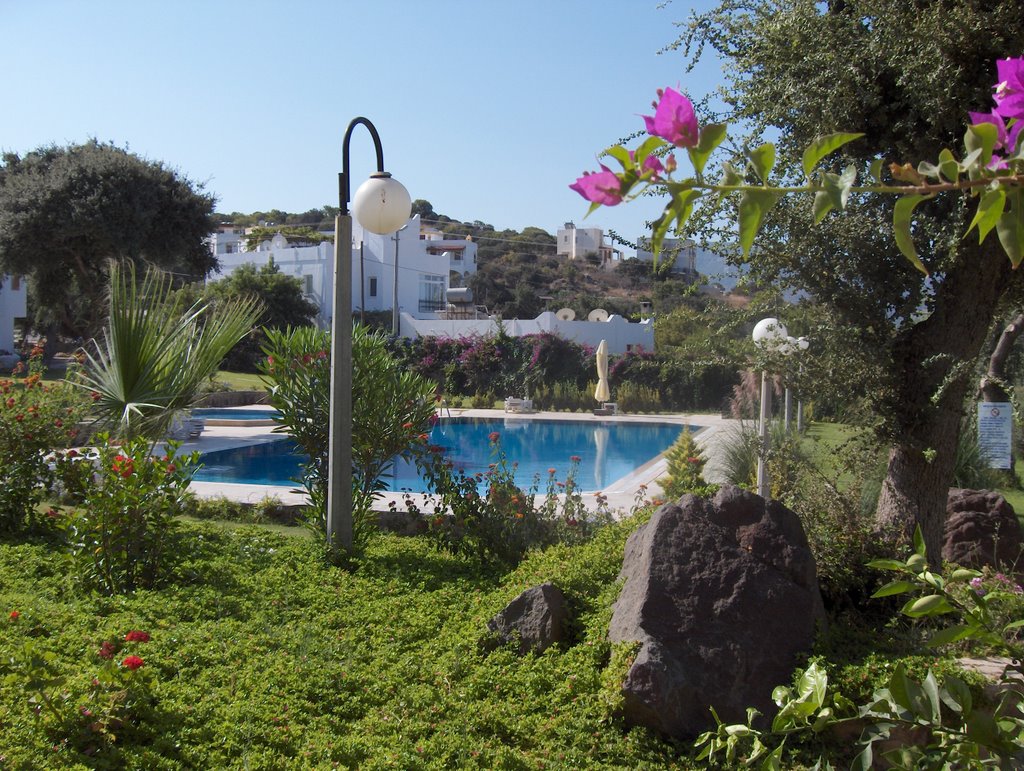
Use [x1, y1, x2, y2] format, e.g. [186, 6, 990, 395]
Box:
[676, 0, 1024, 563]
[0, 141, 217, 346]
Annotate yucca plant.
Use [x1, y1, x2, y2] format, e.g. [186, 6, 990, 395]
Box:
[79, 262, 262, 439]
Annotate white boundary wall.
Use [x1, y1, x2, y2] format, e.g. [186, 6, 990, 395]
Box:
[401, 310, 652, 355]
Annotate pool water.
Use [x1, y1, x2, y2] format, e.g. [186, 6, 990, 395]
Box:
[193, 417, 690, 493]
[194, 408, 281, 421]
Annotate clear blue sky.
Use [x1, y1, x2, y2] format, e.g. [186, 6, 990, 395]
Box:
[2, 0, 724, 249]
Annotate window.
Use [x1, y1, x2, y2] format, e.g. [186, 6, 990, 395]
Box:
[303, 274, 313, 294]
[418, 274, 446, 313]
[369, 277, 378, 297]
[225, 242, 234, 254]
[11, 276, 20, 290]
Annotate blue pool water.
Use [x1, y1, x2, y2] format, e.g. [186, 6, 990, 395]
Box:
[194, 408, 281, 421]
[193, 417, 690, 493]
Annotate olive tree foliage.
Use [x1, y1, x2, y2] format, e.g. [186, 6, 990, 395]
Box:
[667, 0, 1024, 563]
[0, 141, 217, 345]
[200, 260, 319, 371]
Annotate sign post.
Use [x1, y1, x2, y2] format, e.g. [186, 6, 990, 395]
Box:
[977, 401, 1013, 470]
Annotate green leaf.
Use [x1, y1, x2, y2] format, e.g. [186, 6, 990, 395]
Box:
[912, 526, 926, 557]
[748, 143, 776, 183]
[996, 191, 1024, 267]
[866, 558, 907, 572]
[901, 594, 956, 618]
[689, 123, 727, 177]
[965, 123, 998, 168]
[906, 553, 927, 574]
[633, 136, 665, 165]
[941, 676, 972, 716]
[937, 148, 960, 182]
[893, 195, 932, 275]
[868, 158, 884, 184]
[738, 189, 782, 258]
[851, 744, 873, 771]
[812, 190, 835, 224]
[951, 568, 982, 582]
[604, 144, 632, 167]
[801, 132, 864, 177]
[921, 671, 942, 723]
[720, 161, 742, 187]
[967, 188, 1007, 244]
[871, 580, 918, 598]
[1002, 619, 1024, 632]
[927, 624, 972, 646]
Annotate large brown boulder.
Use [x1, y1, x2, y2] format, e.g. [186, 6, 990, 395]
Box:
[608, 485, 826, 741]
[944, 489, 1023, 569]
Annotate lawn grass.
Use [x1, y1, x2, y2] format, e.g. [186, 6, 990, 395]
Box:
[1, 515, 713, 769]
[212, 370, 269, 392]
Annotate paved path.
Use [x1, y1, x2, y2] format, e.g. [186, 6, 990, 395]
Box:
[184, 407, 741, 517]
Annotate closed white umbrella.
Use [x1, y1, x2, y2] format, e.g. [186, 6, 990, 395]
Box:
[594, 339, 610, 403]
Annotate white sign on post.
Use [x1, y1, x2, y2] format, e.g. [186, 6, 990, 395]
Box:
[977, 401, 1013, 470]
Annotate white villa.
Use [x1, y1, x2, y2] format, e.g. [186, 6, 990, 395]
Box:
[208, 215, 477, 325]
[0, 275, 26, 354]
[634, 236, 743, 290]
[207, 216, 653, 355]
[556, 222, 620, 265]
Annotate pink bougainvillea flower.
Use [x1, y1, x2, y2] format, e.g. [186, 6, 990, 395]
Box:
[993, 57, 1024, 121]
[124, 630, 151, 643]
[121, 655, 144, 670]
[970, 110, 1024, 154]
[569, 165, 623, 206]
[643, 87, 699, 148]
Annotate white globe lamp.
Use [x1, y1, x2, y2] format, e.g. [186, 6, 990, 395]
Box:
[351, 172, 412, 235]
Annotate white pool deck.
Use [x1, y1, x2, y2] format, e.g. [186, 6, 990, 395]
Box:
[182, 407, 738, 516]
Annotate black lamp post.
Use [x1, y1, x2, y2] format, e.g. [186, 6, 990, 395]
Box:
[327, 117, 411, 555]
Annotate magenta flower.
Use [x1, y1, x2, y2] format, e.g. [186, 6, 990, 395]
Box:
[993, 57, 1024, 121]
[569, 165, 623, 206]
[970, 110, 1024, 154]
[643, 87, 699, 148]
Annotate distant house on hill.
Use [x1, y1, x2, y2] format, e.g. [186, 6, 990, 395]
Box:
[556, 222, 620, 265]
[634, 236, 744, 291]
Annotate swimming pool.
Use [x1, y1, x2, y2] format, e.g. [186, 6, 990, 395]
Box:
[193, 417, 690, 493]
[194, 408, 280, 422]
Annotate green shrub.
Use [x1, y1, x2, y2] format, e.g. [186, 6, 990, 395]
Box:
[260, 325, 437, 553]
[0, 356, 89, 533]
[659, 428, 719, 499]
[55, 436, 199, 594]
[616, 381, 661, 413]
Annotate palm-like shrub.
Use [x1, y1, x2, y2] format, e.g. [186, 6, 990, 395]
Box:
[78, 262, 262, 439]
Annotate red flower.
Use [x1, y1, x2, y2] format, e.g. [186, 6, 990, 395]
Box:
[124, 630, 150, 643]
[4, 397, 13, 409]
[66, 449, 78, 458]
[687, 456, 701, 464]
[488, 431, 500, 443]
[548, 467, 557, 475]
[402, 422, 413, 429]
[121, 655, 144, 670]
[9, 610, 19, 620]
[97, 641, 116, 660]
[570, 455, 581, 463]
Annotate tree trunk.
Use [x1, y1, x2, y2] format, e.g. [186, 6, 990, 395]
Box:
[980, 312, 1024, 403]
[875, 238, 1018, 567]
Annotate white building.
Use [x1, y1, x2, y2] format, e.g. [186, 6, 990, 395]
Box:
[634, 236, 743, 290]
[0, 275, 26, 354]
[556, 222, 619, 264]
[206, 215, 478, 326]
[404, 310, 652, 355]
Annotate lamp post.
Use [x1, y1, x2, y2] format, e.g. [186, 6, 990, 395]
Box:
[780, 335, 809, 432]
[328, 117, 411, 556]
[752, 317, 788, 500]
[391, 223, 409, 336]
